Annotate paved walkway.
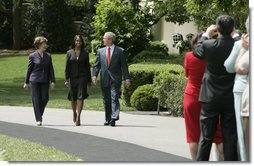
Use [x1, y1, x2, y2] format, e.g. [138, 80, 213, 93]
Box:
[0, 106, 216, 161]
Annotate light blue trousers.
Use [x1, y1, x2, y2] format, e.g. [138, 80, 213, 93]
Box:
[234, 92, 247, 161]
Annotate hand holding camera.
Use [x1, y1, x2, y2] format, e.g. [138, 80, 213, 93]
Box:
[206, 25, 219, 38]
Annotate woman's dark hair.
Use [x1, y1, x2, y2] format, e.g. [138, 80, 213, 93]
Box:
[72, 35, 85, 50]
[191, 33, 203, 49]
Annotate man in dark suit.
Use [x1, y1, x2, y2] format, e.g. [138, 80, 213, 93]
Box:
[193, 15, 237, 161]
[93, 32, 131, 126]
[24, 36, 56, 126]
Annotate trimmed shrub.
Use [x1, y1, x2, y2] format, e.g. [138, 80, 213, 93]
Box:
[147, 41, 169, 54]
[132, 50, 169, 63]
[154, 72, 187, 117]
[122, 63, 184, 106]
[132, 41, 169, 63]
[130, 84, 158, 111]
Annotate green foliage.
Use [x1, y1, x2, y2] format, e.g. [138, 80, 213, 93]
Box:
[136, 54, 184, 65]
[130, 84, 158, 111]
[154, 0, 248, 31]
[70, 0, 97, 41]
[89, 53, 96, 67]
[132, 41, 169, 63]
[147, 41, 169, 54]
[122, 64, 155, 106]
[154, 72, 187, 117]
[0, 149, 10, 161]
[0, 134, 81, 161]
[23, 0, 75, 52]
[122, 63, 184, 106]
[175, 40, 192, 55]
[185, 0, 249, 31]
[91, 39, 103, 55]
[132, 50, 169, 63]
[153, 0, 191, 25]
[93, 0, 153, 61]
[0, 0, 12, 48]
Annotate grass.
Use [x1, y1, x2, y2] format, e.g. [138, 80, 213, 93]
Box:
[0, 134, 82, 161]
[0, 54, 135, 111]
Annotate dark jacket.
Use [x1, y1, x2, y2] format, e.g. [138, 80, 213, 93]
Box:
[93, 46, 130, 87]
[25, 51, 55, 84]
[193, 35, 235, 103]
[65, 49, 92, 82]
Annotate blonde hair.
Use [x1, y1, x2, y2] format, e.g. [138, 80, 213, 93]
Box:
[34, 36, 48, 49]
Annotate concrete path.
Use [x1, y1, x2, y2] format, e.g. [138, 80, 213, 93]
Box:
[0, 106, 196, 161]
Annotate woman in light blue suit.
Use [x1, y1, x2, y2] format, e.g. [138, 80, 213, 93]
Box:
[224, 16, 249, 161]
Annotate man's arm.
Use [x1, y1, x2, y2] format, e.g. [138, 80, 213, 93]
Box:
[92, 50, 101, 85]
[193, 36, 208, 59]
[119, 49, 130, 80]
[193, 25, 218, 59]
[119, 48, 131, 88]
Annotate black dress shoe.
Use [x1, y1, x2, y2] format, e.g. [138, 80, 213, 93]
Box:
[110, 120, 115, 126]
[104, 121, 110, 125]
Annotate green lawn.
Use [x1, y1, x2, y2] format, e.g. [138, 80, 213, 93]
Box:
[0, 54, 135, 111]
[0, 134, 82, 161]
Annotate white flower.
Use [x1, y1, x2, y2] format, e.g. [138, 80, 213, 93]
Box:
[175, 41, 182, 49]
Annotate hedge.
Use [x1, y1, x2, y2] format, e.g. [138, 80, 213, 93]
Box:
[132, 50, 169, 63]
[122, 63, 184, 106]
[132, 41, 169, 63]
[147, 41, 169, 54]
[130, 84, 158, 111]
[153, 72, 187, 117]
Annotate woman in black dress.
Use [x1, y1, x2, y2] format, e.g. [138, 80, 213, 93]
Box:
[65, 35, 92, 126]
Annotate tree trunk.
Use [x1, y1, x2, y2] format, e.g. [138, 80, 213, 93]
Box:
[12, 0, 22, 50]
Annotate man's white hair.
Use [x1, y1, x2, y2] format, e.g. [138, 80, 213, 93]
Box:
[104, 32, 116, 42]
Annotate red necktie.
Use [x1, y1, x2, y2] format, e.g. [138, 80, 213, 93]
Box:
[107, 47, 111, 65]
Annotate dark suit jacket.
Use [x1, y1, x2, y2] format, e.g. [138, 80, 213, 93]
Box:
[93, 45, 130, 87]
[25, 51, 55, 84]
[65, 49, 92, 82]
[193, 35, 235, 103]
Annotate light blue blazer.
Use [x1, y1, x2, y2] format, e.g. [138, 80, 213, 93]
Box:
[224, 40, 247, 92]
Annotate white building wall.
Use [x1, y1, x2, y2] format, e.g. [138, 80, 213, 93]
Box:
[153, 17, 198, 54]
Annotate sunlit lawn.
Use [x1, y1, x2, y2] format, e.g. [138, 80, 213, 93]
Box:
[0, 134, 82, 161]
[0, 54, 135, 111]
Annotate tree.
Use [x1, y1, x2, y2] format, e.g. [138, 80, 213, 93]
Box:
[0, 0, 12, 48]
[0, 0, 23, 49]
[93, 0, 169, 61]
[23, 0, 74, 52]
[70, 0, 97, 41]
[184, 0, 249, 31]
[153, 0, 191, 25]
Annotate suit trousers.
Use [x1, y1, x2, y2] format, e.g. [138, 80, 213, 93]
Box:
[101, 84, 121, 122]
[30, 82, 49, 121]
[196, 100, 238, 161]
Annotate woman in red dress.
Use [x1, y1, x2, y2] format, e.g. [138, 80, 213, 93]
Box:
[183, 33, 223, 160]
